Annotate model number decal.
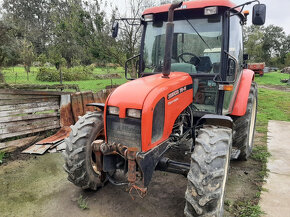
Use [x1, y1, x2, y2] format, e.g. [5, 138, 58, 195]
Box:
[167, 86, 187, 100]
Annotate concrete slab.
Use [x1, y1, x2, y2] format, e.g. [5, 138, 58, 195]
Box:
[260, 120, 290, 217]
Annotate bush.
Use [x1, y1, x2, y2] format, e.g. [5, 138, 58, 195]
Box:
[36, 66, 95, 82]
[36, 68, 60, 82]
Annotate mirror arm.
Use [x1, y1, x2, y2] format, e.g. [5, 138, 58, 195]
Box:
[229, 0, 260, 12]
[115, 18, 141, 26]
[226, 0, 260, 19]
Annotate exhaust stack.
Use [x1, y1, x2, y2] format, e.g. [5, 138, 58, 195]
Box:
[162, 1, 183, 78]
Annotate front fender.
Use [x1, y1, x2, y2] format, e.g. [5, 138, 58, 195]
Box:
[231, 69, 254, 116]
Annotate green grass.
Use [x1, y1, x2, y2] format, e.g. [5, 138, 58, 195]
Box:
[255, 71, 290, 86]
[238, 201, 265, 217]
[256, 88, 290, 133]
[77, 195, 89, 210]
[1, 66, 127, 91]
[0, 152, 5, 164]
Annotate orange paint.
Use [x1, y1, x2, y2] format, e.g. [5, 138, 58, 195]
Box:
[105, 72, 193, 152]
[231, 69, 254, 116]
[143, 0, 237, 15]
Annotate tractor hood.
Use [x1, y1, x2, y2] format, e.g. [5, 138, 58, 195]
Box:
[107, 72, 192, 111]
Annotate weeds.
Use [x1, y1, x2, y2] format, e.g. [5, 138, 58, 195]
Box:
[77, 195, 89, 210]
[237, 201, 265, 217]
[252, 146, 271, 163]
[0, 152, 5, 164]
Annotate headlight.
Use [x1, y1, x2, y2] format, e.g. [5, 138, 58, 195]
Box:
[143, 14, 154, 22]
[204, 7, 218, 15]
[108, 106, 119, 115]
[127, 109, 141, 119]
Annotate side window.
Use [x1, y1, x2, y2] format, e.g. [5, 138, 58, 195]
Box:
[229, 15, 243, 71]
[223, 15, 244, 113]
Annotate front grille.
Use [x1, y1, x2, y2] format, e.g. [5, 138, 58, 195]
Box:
[106, 115, 141, 150]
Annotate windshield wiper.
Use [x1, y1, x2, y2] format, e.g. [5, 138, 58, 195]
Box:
[182, 15, 212, 50]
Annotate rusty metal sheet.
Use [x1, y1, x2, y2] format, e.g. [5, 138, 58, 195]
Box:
[22, 144, 51, 155]
[60, 95, 74, 127]
[93, 89, 114, 104]
[36, 127, 71, 145]
[82, 92, 95, 113]
[71, 92, 84, 122]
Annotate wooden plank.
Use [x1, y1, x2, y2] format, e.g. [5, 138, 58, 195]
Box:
[0, 123, 60, 140]
[82, 92, 95, 113]
[0, 89, 72, 96]
[0, 117, 59, 134]
[0, 97, 59, 106]
[0, 104, 59, 118]
[0, 94, 57, 100]
[22, 144, 51, 155]
[71, 92, 84, 122]
[0, 136, 38, 151]
[0, 112, 59, 123]
[0, 99, 59, 112]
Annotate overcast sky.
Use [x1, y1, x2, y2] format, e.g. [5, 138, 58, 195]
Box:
[106, 0, 290, 35]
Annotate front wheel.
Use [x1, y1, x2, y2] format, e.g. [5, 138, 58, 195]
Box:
[63, 112, 107, 190]
[184, 125, 232, 217]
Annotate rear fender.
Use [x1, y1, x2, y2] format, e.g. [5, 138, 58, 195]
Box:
[231, 69, 254, 116]
[197, 114, 233, 129]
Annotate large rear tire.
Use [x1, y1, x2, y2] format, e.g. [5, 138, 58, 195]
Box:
[63, 112, 106, 190]
[232, 82, 258, 160]
[184, 125, 232, 217]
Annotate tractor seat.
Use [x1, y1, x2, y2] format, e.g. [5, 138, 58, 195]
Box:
[196, 56, 212, 73]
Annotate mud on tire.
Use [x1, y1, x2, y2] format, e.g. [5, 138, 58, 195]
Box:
[63, 112, 106, 190]
[232, 82, 258, 160]
[184, 125, 232, 217]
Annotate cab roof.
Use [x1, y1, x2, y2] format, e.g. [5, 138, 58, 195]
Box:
[143, 0, 237, 15]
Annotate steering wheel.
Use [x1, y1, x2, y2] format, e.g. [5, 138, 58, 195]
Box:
[178, 52, 201, 66]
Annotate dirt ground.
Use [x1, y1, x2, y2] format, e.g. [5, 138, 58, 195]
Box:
[0, 133, 263, 217]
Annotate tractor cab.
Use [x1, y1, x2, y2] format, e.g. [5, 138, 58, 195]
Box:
[139, 0, 258, 114]
[113, 0, 266, 115]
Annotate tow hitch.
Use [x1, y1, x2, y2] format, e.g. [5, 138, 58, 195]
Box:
[92, 141, 147, 198]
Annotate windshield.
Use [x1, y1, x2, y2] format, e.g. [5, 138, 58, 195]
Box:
[143, 17, 223, 74]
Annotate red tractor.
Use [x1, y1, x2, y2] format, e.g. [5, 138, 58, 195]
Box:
[64, 0, 266, 216]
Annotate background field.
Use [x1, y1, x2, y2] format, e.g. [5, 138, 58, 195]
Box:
[1, 66, 127, 91]
[2, 67, 289, 92]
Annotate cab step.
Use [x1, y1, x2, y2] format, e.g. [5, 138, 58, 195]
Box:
[231, 148, 241, 160]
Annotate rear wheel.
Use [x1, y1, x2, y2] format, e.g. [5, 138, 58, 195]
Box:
[63, 112, 106, 190]
[184, 125, 232, 217]
[232, 82, 258, 160]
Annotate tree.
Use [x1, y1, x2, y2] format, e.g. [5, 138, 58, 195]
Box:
[18, 39, 35, 80]
[2, 0, 55, 55]
[244, 25, 290, 67]
[285, 52, 290, 67]
[50, 0, 106, 67]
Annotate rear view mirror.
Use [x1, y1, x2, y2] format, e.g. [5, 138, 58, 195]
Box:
[252, 4, 266, 25]
[112, 21, 119, 38]
[228, 58, 236, 76]
[243, 54, 249, 61]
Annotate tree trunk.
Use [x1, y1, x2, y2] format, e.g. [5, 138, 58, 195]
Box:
[0, 72, 5, 83]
